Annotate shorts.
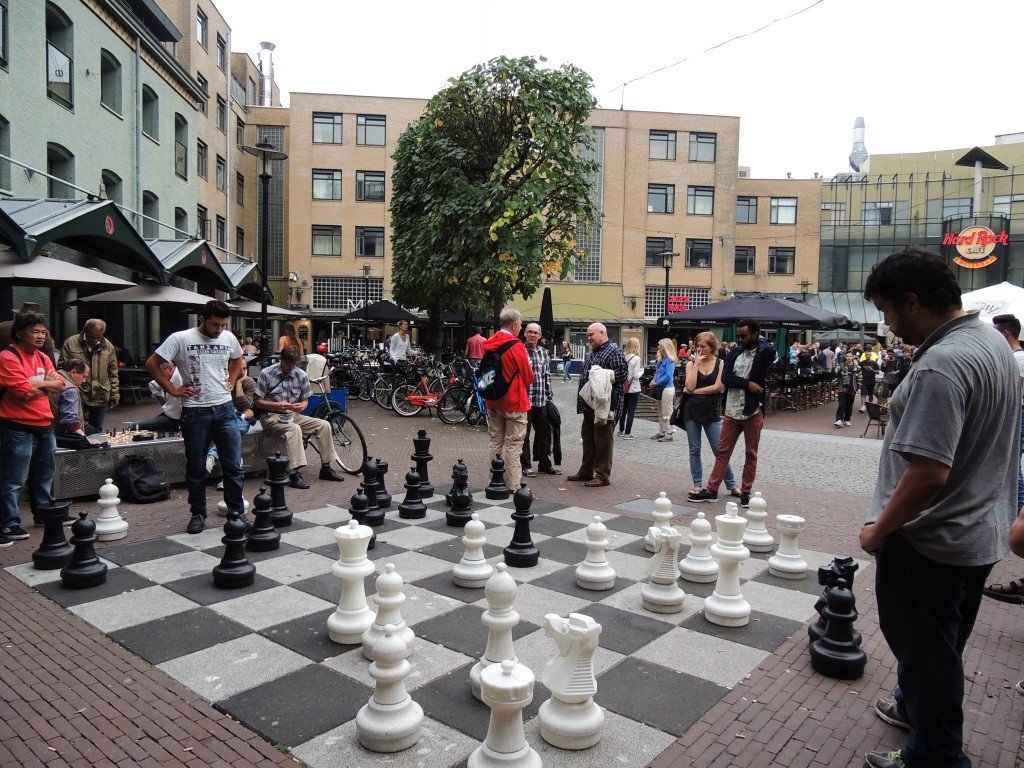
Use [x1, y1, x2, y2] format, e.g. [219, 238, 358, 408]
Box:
[860, 381, 875, 396]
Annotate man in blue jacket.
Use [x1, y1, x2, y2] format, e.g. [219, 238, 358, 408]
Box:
[688, 318, 776, 507]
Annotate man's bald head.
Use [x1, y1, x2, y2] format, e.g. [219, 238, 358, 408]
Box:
[524, 322, 542, 349]
[586, 323, 608, 349]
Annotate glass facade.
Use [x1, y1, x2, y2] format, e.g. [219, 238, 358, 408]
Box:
[257, 126, 286, 278]
[574, 127, 604, 283]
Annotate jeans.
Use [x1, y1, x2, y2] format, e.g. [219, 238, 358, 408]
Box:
[562, 359, 572, 382]
[875, 533, 992, 768]
[617, 391, 639, 434]
[0, 427, 56, 528]
[88, 404, 107, 430]
[133, 412, 181, 432]
[180, 403, 244, 518]
[208, 413, 252, 461]
[683, 419, 737, 490]
[707, 411, 764, 493]
[1018, 407, 1023, 510]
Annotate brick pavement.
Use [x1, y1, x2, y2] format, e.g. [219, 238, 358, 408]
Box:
[1, 397, 1022, 767]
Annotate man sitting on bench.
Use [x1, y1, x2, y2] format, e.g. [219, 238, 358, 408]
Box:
[254, 345, 344, 489]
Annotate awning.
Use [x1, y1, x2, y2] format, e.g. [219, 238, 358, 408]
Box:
[0, 198, 166, 280]
[0, 249, 136, 288]
[229, 298, 304, 318]
[807, 292, 883, 330]
[221, 261, 263, 301]
[75, 283, 234, 308]
[145, 238, 233, 293]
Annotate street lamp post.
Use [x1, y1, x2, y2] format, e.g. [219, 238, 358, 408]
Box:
[242, 141, 288, 366]
[362, 263, 371, 348]
[660, 251, 678, 315]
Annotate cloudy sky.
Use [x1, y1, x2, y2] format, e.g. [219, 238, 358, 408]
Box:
[216, 0, 1024, 179]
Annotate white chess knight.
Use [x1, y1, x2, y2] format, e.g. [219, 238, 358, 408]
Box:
[575, 516, 616, 590]
[453, 513, 494, 588]
[641, 526, 686, 613]
[470, 563, 520, 701]
[679, 511, 718, 583]
[742, 491, 775, 553]
[704, 502, 752, 627]
[538, 613, 605, 749]
[356, 624, 424, 753]
[767, 514, 808, 579]
[468, 660, 542, 768]
[644, 492, 674, 553]
[93, 478, 128, 541]
[327, 520, 376, 644]
[362, 563, 415, 659]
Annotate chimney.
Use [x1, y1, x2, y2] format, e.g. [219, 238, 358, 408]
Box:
[849, 116, 868, 174]
[258, 42, 275, 107]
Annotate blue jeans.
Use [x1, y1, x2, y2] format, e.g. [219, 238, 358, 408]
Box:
[562, 359, 572, 381]
[208, 413, 252, 461]
[180, 403, 244, 518]
[683, 419, 737, 490]
[0, 427, 56, 528]
[617, 391, 639, 434]
[88, 404, 107, 430]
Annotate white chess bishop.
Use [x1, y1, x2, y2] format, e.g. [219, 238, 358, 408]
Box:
[644, 492, 674, 553]
[767, 514, 808, 579]
[538, 613, 605, 749]
[742, 491, 775, 552]
[641, 525, 686, 613]
[679, 511, 718, 583]
[94, 478, 128, 541]
[453, 513, 494, 588]
[470, 563, 520, 700]
[362, 563, 415, 659]
[575, 516, 616, 590]
[704, 502, 751, 627]
[327, 520, 376, 644]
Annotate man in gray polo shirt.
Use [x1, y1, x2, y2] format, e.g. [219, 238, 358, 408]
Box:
[859, 247, 1019, 768]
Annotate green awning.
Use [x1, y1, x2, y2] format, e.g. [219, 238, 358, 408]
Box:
[807, 292, 883, 330]
[145, 238, 233, 293]
[221, 260, 263, 301]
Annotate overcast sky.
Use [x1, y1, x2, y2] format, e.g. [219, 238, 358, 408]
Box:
[216, 0, 1024, 179]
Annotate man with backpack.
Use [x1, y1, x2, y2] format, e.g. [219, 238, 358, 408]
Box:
[479, 309, 533, 491]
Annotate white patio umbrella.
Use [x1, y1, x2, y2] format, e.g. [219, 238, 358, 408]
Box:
[961, 282, 1024, 335]
[0, 251, 136, 288]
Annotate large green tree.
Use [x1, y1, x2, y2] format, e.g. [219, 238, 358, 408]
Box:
[390, 56, 599, 349]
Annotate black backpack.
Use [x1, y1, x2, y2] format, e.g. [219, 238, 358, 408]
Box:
[475, 339, 521, 401]
[114, 455, 171, 503]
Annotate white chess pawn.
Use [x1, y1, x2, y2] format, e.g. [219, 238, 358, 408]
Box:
[704, 502, 751, 627]
[453, 513, 494, 588]
[470, 563, 519, 701]
[538, 613, 605, 749]
[641, 526, 686, 613]
[356, 624, 424, 752]
[327, 520, 376, 644]
[767, 514, 808, 579]
[679, 511, 718, 583]
[216, 498, 249, 517]
[362, 563, 415, 659]
[94, 478, 128, 541]
[575, 516, 616, 591]
[644, 492, 674, 553]
[468, 660, 542, 768]
[742, 492, 775, 553]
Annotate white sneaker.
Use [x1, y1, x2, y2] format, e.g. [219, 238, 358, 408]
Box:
[844, 421, 852, 426]
[859, 406, 867, 413]
[834, 420, 843, 427]
[206, 454, 216, 473]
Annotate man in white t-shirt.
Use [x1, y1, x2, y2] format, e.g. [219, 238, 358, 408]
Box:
[146, 301, 245, 534]
[389, 321, 411, 362]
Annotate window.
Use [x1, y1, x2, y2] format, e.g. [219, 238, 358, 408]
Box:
[312, 225, 342, 256]
[994, 194, 1024, 216]
[196, 72, 208, 114]
[174, 207, 188, 238]
[197, 204, 209, 239]
[643, 286, 710, 318]
[101, 169, 121, 205]
[685, 238, 712, 269]
[215, 216, 226, 248]
[196, 139, 208, 178]
[942, 197, 972, 219]
[313, 276, 384, 311]
[861, 201, 893, 226]
[141, 86, 159, 139]
[820, 201, 846, 225]
[0, 0, 8, 67]
[215, 155, 226, 191]
[46, 3, 74, 108]
[768, 247, 795, 275]
[686, 186, 714, 215]
[647, 184, 675, 214]
[649, 130, 676, 161]
[0, 116, 9, 192]
[645, 237, 674, 267]
[356, 114, 386, 146]
[196, 7, 208, 49]
[689, 132, 717, 162]
[356, 226, 385, 257]
[174, 114, 187, 179]
[236, 116, 245, 148]
[100, 50, 121, 113]
[235, 172, 244, 204]
[312, 169, 342, 200]
[142, 191, 159, 238]
[734, 246, 755, 274]
[770, 197, 798, 224]
[356, 171, 385, 201]
[216, 35, 226, 71]
[216, 96, 227, 132]
[313, 112, 343, 143]
[46, 143, 74, 197]
[736, 196, 757, 224]
[235, 227, 244, 255]
[247, 77, 256, 105]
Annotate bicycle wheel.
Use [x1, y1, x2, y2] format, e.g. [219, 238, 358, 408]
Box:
[356, 371, 374, 401]
[327, 412, 367, 475]
[373, 376, 394, 410]
[311, 402, 329, 420]
[438, 386, 470, 424]
[391, 383, 422, 417]
[466, 396, 484, 426]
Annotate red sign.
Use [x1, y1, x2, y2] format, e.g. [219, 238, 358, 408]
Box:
[943, 225, 1008, 269]
[104, 215, 115, 235]
[667, 294, 691, 313]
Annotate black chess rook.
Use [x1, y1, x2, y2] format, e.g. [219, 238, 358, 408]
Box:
[245, 487, 281, 552]
[32, 503, 74, 570]
[503, 483, 539, 567]
[485, 454, 511, 500]
[265, 452, 293, 528]
[398, 468, 427, 519]
[411, 429, 434, 498]
[809, 578, 866, 680]
[60, 511, 108, 589]
[445, 459, 474, 527]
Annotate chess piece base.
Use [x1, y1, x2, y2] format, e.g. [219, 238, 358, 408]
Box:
[94, 522, 128, 541]
[468, 743, 542, 768]
[60, 561, 108, 589]
[356, 698, 424, 753]
[641, 583, 686, 613]
[446, 509, 473, 527]
[503, 546, 539, 568]
[575, 564, 615, 591]
[809, 639, 867, 680]
[485, 488, 510, 501]
[270, 510, 293, 528]
[743, 536, 775, 553]
[767, 559, 808, 579]
[212, 563, 256, 589]
[703, 593, 751, 626]
[327, 608, 375, 644]
[538, 698, 604, 750]
[453, 563, 493, 589]
[245, 531, 281, 552]
[679, 565, 718, 584]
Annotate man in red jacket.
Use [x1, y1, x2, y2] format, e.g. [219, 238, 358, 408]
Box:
[483, 309, 534, 490]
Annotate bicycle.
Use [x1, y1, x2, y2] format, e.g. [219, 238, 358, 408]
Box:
[303, 358, 369, 474]
[390, 360, 452, 417]
[437, 372, 488, 427]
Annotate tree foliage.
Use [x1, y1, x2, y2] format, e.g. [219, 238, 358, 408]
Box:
[390, 56, 599, 335]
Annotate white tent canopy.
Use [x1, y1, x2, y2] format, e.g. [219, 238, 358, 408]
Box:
[961, 282, 1024, 337]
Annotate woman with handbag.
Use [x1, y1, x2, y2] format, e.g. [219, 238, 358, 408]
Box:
[617, 337, 643, 439]
[682, 332, 740, 498]
[650, 338, 678, 441]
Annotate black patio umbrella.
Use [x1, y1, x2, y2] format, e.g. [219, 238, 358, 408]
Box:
[665, 292, 850, 330]
[538, 286, 555, 342]
[441, 309, 493, 328]
[338, 300, 418, 325]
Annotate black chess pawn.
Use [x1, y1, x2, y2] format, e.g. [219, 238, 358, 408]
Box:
[398, 468, 427, 519]
[808, 556, 860, 645]
[245, 488, 280, 552]
[212, 510, 256, 589]
[503, 483, 539, 567]
[32, 503, 74, 570]
[412, 429, 434, 498]
[349, 487, 376, 549]
[360, 459, 384, 526]
[375, 458, 393, 509]
[265, 451, 292, 528]
[809, 578, 866, 680]
[445, 459, 474, 527]
[485, 454, 511, 500]
[60, 511, 108, 589]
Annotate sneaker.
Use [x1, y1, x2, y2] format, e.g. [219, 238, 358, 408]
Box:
[864, 748, 906, 768]
[657, 435, 674, 442]
[205, 454, 216, 473]
[0, 532, 12, 548]
[216, 480, 224, 492]
[844, 421, 852, 426]
[522, 468, 537, 478]
[186, 514, 206, 534]
[873, 698, 909, 730]
[687, 489, 718, 503]
[624, 434, 635, 440]
[859, 406, 867, 413]
[1014, 680, 1024, 696]
[834, 419, 844, 427]
[650, 433, 664, 440]
[739, 492, 750, 508]
[1, 525, 29, 540]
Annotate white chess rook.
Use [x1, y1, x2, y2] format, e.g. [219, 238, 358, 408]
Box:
[468, 660, 542, 768]
[767, 514, 808, 579]
[644, 492, 674, 553]
[94, 478, 128, 541]
[742, 491, 775, 553]
[362, 563, 415, 659]
[704, 502, 752, 627]
[327, 520, 376, 644]
[538, 613, 605, 749]
[679, 511, 718, 583]
[575, 516, 616, 590]
[641, 526, 686, 613]
[470, 563, 520, 700]
[453, 513, 494, 588]
[356, 624, 424, 752]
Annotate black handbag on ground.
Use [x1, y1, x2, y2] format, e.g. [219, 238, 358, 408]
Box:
[114, 455, 170, 503]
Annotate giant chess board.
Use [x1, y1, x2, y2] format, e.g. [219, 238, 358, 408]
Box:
[7, 491, 865, 768]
